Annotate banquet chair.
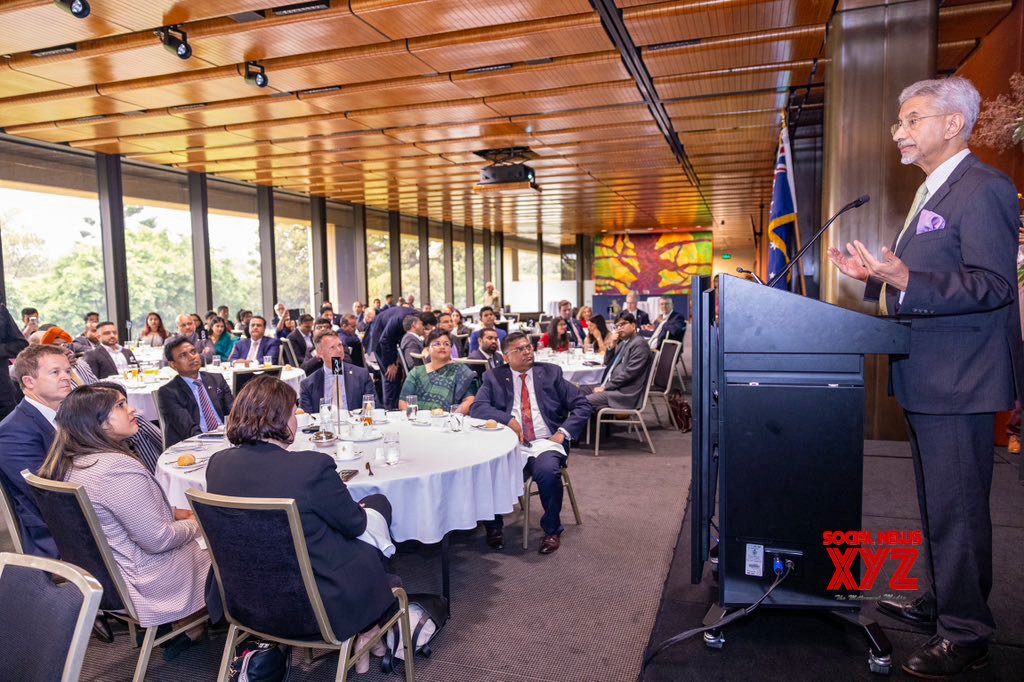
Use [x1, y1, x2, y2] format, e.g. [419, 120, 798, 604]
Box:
[22, 472, 208, 682]
[520, 465, 581, 549]
[587, 352, 659, 456]
[452, 333, 469, 357]
[232, 366, 282, 394]
[280, 338, 299, 367]
[0, 551, 103, 682]
[647, 340, 683, 430]
[186, 489, 416, 682]
[0, 478, 25, 553]
[453, 357, 488, 380]
[150, 388, 169, 451]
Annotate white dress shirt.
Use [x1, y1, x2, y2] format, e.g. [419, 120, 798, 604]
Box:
[105, 344, 129, 372]
[511, 367, 552, 440]
[246, 337, 262, 362]
[25, 397, 57, 428]
[323, 368, 347, 411]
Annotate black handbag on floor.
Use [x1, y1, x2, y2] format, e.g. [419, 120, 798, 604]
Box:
[228, 639, 291, 682]
[381, 593, 449, 672]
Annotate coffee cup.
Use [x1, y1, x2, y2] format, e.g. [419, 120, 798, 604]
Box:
[296, 411, 310, 428]
[335, 442, 356, 460]
[372, 408, 386, 422]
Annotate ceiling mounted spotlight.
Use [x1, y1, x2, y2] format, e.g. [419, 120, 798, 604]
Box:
[158, 26, 192, 60]
[55, 0, 90, 19]
[244, 61, 269, 88]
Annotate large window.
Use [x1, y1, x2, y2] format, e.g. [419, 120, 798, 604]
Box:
[274, 192, 314, 313]
[0, 141, 106, 333]
[399, 216, 420, 304]
[502, 235, 539, 312]
[428, 221, 445, 307]
[452, 226, 467, 308]
[542, 236, 576, 313]
[208, 181, 261, 319]
[365, 209, 391, 304]
[472, 229, 485, 305]
[122, 164, 195, 333]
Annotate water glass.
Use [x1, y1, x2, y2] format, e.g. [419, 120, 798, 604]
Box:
[447, 405, 464, 432]
[263, 355, 273, 367]
[319, 398, 336, 432]
[212, 356, 221, 368]
[362, 393, 376, 424]
[384, 432, 400, 465]
[405, 395, 419, 421]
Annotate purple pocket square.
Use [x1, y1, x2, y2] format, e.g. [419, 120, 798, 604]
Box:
[916, 209, 945, 235]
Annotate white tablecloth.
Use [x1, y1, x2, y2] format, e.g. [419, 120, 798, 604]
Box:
[112, 366, 305, 422]
[154, 414, 524, 544]
[533, 351, 606, 386]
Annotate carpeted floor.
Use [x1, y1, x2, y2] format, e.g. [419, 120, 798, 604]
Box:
[643, 438, 1024, 681]
[0, 415, 691, 682]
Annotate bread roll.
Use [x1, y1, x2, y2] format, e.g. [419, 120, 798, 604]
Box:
[485, 419, 498, 429]
[176, 454, 196, 467]
[431, 408, 445, 417]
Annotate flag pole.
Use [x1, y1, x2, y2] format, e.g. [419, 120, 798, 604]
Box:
[779, 112, 807, 295]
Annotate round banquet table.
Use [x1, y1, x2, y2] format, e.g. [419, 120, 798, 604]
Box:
[533, 350, 606, 385]
[154, 413, 524, 545]
[111, 365, 305, 422]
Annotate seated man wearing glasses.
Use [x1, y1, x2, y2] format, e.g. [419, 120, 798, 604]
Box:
[577, 312, 653, 411]
[470, 332, 592, 555]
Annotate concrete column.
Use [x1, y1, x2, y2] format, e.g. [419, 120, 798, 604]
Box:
[822, 0, 936, 439]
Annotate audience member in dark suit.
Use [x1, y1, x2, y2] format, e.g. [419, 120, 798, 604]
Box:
[227, 316, 280, 364]
[370, 305, 423, 408]
[829, 77, 1023, 677]
[71, 312, 101, 356]
[0, 305, 29, 421]
[468, 328, 505, 369]
[338, 314, 365, 368]
[287, 314, 316, 366]
[471, 332, 592, 555]
[157, 337, 233, 449]
[399, 315, 425, 370]
[468, 306, 507, 353]
[83, 321, 137, 379]
[174, 314, 216, 365]
[206, 376, 399, 657]
[578, 312, 653, 410]
[300, 331, 376, 414]
[624, 293, 651, 328]
[645, 298, 687, 350]
[558, 300, 586, 347]
[0, 345, 72, 558]
[361, 308, 377, 353]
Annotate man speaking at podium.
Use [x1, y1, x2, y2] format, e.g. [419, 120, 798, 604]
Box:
[829, 77, 1022, 677]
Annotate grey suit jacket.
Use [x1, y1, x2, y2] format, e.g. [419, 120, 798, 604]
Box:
[600, 333, 653, 408]
[868, 153, 1023, 414]
[399, 332, 424, 370]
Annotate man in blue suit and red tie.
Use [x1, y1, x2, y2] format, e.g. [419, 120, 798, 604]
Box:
[471, 331, 592, 554]
[830, 77, 1023, 677]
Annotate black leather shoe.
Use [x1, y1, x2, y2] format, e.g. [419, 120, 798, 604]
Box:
[92, 615, 113, 643]
[902, 635, 989, 678]
[485, 527, 504, 550]
[876, 594, 937, 625]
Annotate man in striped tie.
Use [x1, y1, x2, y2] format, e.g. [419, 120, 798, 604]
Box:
[158, 336, 234, 448]
[471, 332, 592, 554]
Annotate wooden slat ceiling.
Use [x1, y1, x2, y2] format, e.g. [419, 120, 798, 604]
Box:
[0, 0, 1010, 247]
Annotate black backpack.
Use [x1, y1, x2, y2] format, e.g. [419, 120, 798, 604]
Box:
[228, 640, 291, 682]
[381, 593, 449, 672]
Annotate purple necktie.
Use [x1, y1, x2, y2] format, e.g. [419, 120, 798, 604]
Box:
[193, 379, 221, 431]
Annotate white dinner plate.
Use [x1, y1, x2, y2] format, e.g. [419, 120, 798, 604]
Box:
[338, 430, 383, 442]
[471, 423, 503, 431]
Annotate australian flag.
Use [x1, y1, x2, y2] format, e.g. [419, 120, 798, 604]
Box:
[767, 123, 798, 290]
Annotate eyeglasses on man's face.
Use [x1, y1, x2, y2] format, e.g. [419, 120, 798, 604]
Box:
[890, 113, 949, 137]
[506, 344, 533, 356]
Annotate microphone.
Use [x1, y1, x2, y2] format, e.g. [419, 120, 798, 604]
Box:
[736, 267, 764, 285]
[766, 195, 870, 289]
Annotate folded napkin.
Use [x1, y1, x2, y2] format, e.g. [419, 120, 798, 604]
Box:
[518, 438, 566, 459]
[358, 507, 396, 558]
